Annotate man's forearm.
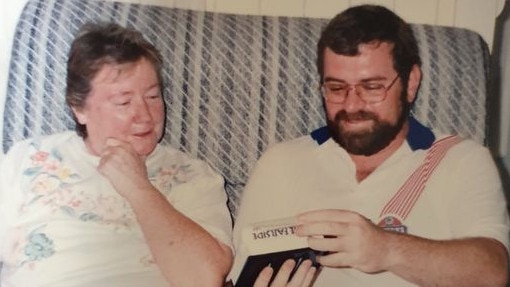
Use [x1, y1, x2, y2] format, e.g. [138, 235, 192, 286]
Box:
[386, 233, 508, 287]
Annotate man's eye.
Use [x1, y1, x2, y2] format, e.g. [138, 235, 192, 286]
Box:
[327, 86, 348, 93]
[362, 83, 384, 90]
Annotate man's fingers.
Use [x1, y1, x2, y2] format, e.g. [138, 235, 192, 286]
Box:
[298, 209, 358, 222]
[297, 221, 347, 237]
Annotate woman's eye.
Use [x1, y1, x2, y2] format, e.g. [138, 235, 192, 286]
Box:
[147, 94, 161, 100]
[113, 99, 130, 106]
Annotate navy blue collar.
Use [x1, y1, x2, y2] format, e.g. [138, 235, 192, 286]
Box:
[310, 116, 435, 151]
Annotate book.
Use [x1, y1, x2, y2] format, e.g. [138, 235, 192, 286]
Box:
[233, 217, 322, 286]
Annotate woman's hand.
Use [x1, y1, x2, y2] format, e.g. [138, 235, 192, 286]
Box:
[97, 137, 153, 198]
[253, 259, 316, 287]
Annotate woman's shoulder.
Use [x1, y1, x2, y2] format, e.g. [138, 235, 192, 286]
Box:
[149, 144, 218, 176]
[5, 131, 77, 158]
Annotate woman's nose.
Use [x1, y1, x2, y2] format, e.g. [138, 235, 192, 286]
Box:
[133, 99, 153, 122]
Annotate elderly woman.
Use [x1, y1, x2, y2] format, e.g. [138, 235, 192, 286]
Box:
[0, 22, 232, 286]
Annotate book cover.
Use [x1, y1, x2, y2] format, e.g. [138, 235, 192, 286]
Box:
[233, 217, 322, 286]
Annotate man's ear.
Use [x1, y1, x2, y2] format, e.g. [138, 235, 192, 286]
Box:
[71, 106, 87, 125]
[406, 64, 422, 103]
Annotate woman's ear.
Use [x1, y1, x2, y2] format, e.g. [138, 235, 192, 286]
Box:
[406, 64, 422, 103]
[71, 106, 87, 125]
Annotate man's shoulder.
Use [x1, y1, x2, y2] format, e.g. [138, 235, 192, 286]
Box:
[430, 134, 492, 164]
[264, 134, 321, 156]
[434, 134, 486, 152]
[255, 134, 326, 169]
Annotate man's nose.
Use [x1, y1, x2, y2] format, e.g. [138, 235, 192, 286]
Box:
[342, 86, 366, 112]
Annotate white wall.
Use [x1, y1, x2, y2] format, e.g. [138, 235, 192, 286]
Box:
[0, 1, 27, 153]
[0, 0, 507, 155]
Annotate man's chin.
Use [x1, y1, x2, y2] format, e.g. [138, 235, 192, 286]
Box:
[336, 127, 399, 156]
[340, 127, 373, 139]
[337, 135, 373, 155]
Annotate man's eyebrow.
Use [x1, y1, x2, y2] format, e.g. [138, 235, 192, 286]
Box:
[323, 77, 346, 83]
[323, 76, 388, 83]
[359, 76, 387, 82]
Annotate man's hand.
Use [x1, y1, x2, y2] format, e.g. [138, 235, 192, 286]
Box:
[254, 259, 316, 287]
[297, 209, 391, 273]
[97, 138, 153, 198]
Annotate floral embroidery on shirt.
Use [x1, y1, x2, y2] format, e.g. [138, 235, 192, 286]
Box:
[139, 254, 156, 267]
[5, 225, 56, 268]
[149, 163, 194, 193]
[20, 144, 135, 228]
[24, 228, 55, 262]
[24, 149, 79, 196]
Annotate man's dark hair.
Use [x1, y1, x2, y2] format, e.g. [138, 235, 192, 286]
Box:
[65, 22, 164, 138]
[317, 5, 421, 86]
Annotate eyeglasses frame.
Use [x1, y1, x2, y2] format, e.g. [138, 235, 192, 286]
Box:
[321, 74, 400, 104]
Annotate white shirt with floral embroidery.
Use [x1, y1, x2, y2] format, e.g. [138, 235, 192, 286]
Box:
[0, 131, 232, 287]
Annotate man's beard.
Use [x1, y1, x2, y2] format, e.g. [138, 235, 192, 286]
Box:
[327, 98, 409, 156]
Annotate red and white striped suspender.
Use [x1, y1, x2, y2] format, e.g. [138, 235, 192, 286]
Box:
[379, 135, 462, 220]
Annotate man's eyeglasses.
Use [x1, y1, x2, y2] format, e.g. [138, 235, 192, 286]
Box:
[321, 74, 400, 104]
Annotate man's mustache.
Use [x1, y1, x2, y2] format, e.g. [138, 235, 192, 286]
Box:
[336, 110, 378, 122]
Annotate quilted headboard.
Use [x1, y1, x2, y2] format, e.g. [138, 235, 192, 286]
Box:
[4, 0, 490, 216]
